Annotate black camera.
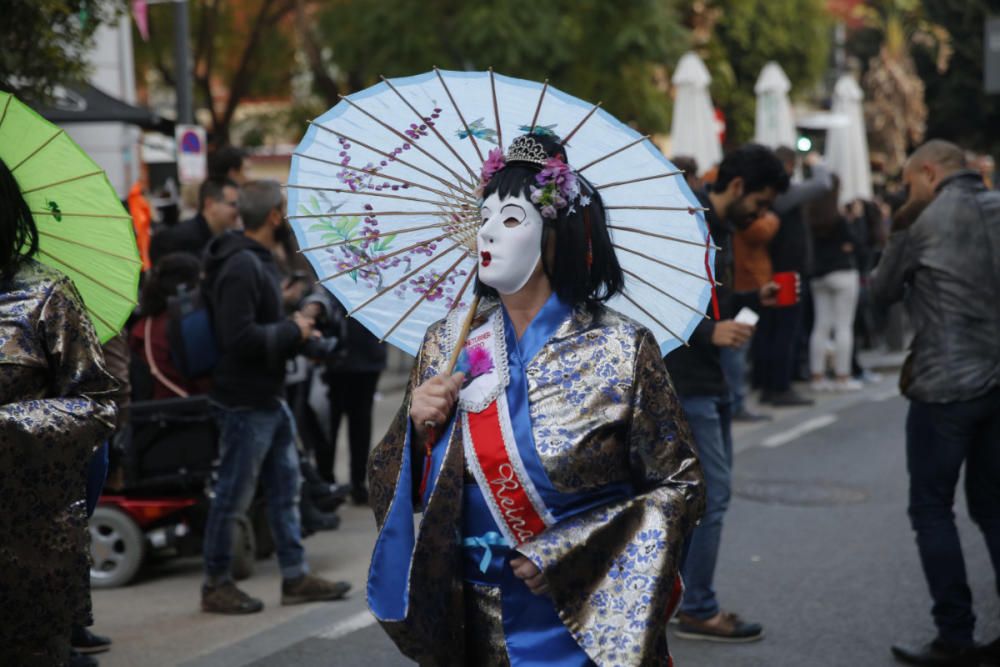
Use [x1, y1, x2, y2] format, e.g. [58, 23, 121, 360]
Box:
[300, 334, 341, 360]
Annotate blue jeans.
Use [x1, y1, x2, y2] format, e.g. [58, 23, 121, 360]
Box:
[720, 345, 747, 414]
[678, 394, 733, 620]
[906, 389, 1000, 647]
[203, 402, 307, 581]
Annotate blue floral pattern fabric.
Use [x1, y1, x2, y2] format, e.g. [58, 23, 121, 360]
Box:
[1, 259, 118, 662]
[368, 301, 704, 666]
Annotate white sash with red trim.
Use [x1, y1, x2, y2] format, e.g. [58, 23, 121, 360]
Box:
[453, 309, 554, 546]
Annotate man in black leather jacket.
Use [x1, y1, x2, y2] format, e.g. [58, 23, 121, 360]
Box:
[873, 140, 1000, 667]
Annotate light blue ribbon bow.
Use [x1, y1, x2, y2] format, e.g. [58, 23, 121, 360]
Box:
[462, 531, 510, 573]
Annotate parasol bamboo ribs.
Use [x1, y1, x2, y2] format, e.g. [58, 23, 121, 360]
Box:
[283, 182, 465, 209]
[528, 80, 549, 135]
[621, 267, 709, 319]
[380, 76, 479, 182]
[435, 67, 485, 163]
[613, 243, 719, 285]
[309, 121, 470, 196]
[11, 129, 63, 172]
[489, 68, 503, 149]
[380, 254, 469, 343]
[298, 220, 473, 253]
[292, 151, 474, 206]
[560, 101, 602, 146]
[595, 172, 683, 190]
[577, 136, 649, 172]
[316, 230, 452, 284]
[337, 94, 475, 191]
[618, 291, 686, 346]
[607, 224, 718, 249]
[348, 242, 467, 318]
[38, 230, 143, 264]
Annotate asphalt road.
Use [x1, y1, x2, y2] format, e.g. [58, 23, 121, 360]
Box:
[93, 375, 999, 667]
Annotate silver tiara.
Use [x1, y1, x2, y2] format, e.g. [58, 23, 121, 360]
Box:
[505, 135, 548, 167]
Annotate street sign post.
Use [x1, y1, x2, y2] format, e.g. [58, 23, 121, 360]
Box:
[175, 124, 206, 184]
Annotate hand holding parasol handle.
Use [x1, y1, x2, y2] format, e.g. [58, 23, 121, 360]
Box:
[417, 294, 480, 498]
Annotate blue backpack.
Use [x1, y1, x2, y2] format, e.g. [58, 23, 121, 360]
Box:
[166, 284, 219, 380]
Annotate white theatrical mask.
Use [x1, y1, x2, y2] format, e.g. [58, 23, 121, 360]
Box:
[476, 193, 544, 295]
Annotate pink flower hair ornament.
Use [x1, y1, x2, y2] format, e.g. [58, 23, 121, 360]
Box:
[475, 148, 506, 198]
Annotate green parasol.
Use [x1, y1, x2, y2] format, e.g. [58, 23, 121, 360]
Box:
[0, 91, 141, 343]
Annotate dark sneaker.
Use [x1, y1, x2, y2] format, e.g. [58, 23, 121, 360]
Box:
[674, 611, 764, 643]
[201, 580, 264, 614]
[891, 639, 979, 666]
[281, 574, 351, 605]
[69, 650, 99, 667]
[71, 625, 111, 655]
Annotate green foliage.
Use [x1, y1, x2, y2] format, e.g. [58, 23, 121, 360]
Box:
[314, 0, 687, 134]
[0, 0, 125, 101]
[917, 0, 1000, 157]
[695, 0, 831, 146]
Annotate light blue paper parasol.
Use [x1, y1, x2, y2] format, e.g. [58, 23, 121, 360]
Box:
[287, 69, 715, 356]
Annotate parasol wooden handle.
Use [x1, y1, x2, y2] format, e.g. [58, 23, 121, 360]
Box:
[419, 294, 480, 497]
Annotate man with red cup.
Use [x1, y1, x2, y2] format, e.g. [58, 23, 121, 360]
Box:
[665, 145, 789, 643]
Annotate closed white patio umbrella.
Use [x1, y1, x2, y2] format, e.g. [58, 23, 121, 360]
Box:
[825, 75, 873, 205]
[754, 62, 797, 149]
[670, 52, 722, 174]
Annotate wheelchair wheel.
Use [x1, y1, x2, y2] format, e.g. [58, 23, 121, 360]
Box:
[90, 506, 146, 588]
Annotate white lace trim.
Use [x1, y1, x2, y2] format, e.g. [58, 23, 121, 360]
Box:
[494, 391, 556, 528]
[454, 306, 510, 414]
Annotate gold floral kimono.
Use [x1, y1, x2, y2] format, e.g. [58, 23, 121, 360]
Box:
[0, 260, 118, 663]
[368, 295, 704, 666]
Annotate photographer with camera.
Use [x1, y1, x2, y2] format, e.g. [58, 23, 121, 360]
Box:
[294, 290, 387, 505]
[199, 180, 350, 615]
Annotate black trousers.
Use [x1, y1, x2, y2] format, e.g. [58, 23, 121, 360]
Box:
[906, 388, 1000, 646]
[751, 303, 803, 394]
[318, 371, 381, 488]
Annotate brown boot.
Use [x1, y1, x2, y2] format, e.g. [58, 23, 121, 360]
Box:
[281, 574, 351, 605]
[201, 580, 264, 614]
[674, 610, 764, 643]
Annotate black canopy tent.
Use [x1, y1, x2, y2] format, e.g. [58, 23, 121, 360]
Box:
[36, 82, 174, 134]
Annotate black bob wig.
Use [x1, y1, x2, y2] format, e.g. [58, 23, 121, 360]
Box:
[0, 157, 39, 282]
[475, 132, 624, 311]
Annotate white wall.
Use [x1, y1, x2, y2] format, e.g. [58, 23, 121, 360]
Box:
[61, 12, 141, 199]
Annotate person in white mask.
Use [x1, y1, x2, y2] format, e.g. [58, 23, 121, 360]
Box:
[366, 132, 705, 666]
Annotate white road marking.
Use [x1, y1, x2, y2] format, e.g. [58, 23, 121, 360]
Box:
[318, 609, 377, 640]
[760, 414, 837, 448]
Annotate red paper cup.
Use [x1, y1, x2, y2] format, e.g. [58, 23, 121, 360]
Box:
[773, 271, 799, 306]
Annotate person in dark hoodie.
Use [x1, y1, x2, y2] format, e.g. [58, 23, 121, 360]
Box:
[199, 180, 350, 614]
[666, 144, 789, 643]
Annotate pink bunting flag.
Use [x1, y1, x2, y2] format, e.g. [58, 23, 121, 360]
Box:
[133, 0, 149, 41]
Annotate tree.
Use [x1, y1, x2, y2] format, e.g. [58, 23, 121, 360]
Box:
[0, 0, 124, 102]
[916, 0, 1000, 158]
[852, 0, 950, 174]
[683, 0, 832, 147]
[303, 0, 687, 135]
[134, 0, 298, 145]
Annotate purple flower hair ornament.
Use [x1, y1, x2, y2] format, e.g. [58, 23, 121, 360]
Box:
[529, 155, 581, 219]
